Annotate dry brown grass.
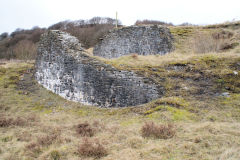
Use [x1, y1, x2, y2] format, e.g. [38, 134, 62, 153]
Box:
[78, 138, 107, 158]
[103, 51, 239, 70]
[189, 31, 232, 53]
[0, 117, 13, 127]
[36, 133, 60, 146]
[141, 122, 175, 139]
[0, 116, 27, 127]
[25, 141, 41, 155]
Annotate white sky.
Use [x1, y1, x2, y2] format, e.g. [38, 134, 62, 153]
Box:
[1, 0, 240, 34]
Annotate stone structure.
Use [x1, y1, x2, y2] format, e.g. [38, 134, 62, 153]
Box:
[93, 25, 174, 58]
[35, 30, 162, 107]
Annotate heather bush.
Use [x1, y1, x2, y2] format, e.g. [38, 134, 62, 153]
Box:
[141, 122, 175, 139]
[0, 117, 13, 127]
[0, 116, 26, 127]
[76, 122, 95, 137]
[78, 138, 107, 158]
[37, 134, 59, 146]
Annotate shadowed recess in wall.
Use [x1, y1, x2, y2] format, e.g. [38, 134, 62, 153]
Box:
[35, 30, 163, 107]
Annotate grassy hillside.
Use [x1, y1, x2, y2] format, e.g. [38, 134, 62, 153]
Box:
[1, 49, 240, 159]
[1, 22, 240, 159]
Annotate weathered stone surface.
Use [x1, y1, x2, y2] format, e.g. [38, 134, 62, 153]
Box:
[35, 30, 162, 107]
[93, 25, 174, 58]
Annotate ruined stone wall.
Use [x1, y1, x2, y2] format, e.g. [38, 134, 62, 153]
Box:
[93, 25, 174, 58]
[35, 30, 161, 107]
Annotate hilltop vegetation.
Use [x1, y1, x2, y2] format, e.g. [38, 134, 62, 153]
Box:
[0, 17, 118, 60]
[0, 21, 240, 159]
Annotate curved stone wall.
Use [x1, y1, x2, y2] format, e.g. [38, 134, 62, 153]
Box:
[93, 25, 174, 58]
[35, 30, 162, 107]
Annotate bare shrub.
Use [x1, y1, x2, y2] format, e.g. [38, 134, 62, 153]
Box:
[26, 113, 39, 122]
[0, 117, 13, 127]
[16, 131, 32, 142]
[76, 122, 95, 137]
[49, 17, 119, 48]
[78, 138, 107, 158]
[141, 122, 175, 139]
[65, 24, 114, 48]
[28, 28, 45, 43]
[25, 141, 41, 155]
[0, 115, 30, 128]
[0, 32, 8, 41]
[212, 30, 233, 39]
[37, 132, 60, 146]
[13, 40, 37, 60]
[0, 27, 45, 60]
[12, 117, 27, 126]
[135, 19, 173, 26]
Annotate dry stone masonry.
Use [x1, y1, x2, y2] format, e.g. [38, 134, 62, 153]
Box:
[35, 30, 162, 107]
[93, 25, 174, 58]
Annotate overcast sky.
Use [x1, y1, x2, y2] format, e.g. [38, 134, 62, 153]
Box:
[1, 0, 240, 34]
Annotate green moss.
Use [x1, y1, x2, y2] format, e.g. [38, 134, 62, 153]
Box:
[170, 27, 194, 37]
[166, 106, 195, 121]
[144, 105, 166, 115]
[0, 67, 6, 74]
[145, 105, 195, 121]
[222, 94, 240, 107]
[1, 136, 12, 142]
[120, 118, 139, 127]
[199, 55, 219, 64]
[32, 104, 53, 114]
[75, 109, 89, 116]
[216, 79, 225, 84]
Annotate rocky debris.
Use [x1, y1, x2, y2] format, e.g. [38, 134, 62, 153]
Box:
[93, 25, 174, 58]
[35, 30, 161, 107]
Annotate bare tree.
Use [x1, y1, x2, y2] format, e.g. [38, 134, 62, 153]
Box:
[13, 40, 37, 60]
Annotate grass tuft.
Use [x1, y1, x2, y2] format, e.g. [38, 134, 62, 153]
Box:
[0, 116, 27, 127]
[78, 138, 107, 158]
[141, 122, 176, 139]
[76, 122, 95, 137]
[50, 150, 61, 160]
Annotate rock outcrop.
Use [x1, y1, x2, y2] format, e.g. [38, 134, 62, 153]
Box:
[35, 30, 162, 107]
[93, 25, 174, 58]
